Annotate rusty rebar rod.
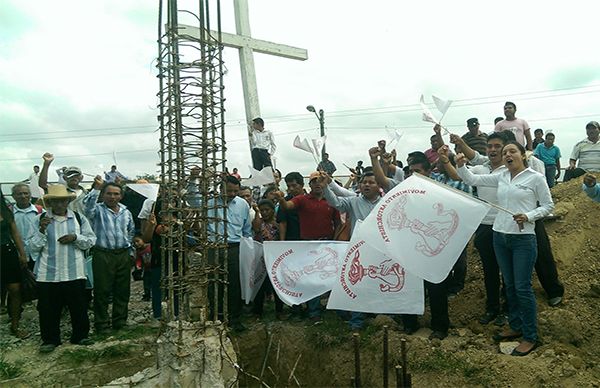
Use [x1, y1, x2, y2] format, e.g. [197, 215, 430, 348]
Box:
[353, 332, 361, 388]
[383, 325, 389, 388]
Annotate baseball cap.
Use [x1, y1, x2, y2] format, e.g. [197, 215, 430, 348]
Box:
[467, 118, 479, 127]
[586, 121, 600, 129]
[64, 166, 82, 178]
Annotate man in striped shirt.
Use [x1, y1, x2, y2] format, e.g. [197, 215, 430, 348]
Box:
[84, 176, 135, 334]
[30, 185, 96, 353]
[565, 121, 600, 182]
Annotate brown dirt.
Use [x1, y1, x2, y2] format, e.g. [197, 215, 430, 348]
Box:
[232, 176, 600, 387]
[2, 177, 599, 387]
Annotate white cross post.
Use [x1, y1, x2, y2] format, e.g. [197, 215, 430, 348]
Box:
[178, 0, 308, 151]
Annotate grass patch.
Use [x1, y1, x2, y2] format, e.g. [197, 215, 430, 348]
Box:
[305, 313, 352, 348]
[410, 349, 491, 385]
[61, 344, 134, 366]
[0, 356, 23, 380]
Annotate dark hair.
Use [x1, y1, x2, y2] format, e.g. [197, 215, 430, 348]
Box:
[494, 117, 504, 125]
[504, 101, 517, 110]
[284, 171, 304, 186]
[111, 165, 117, 169]
[409, 156, 431, 172]
[500, 130, 516, 142]
[503, 141, 528, 167]
[252, 117, 264, 127]
[100, 182, 123, 196]
[363, 166, 373, 173]
[0, 191, 14, 222]
[274, 169, 282, 179]
[359, 171, 378, 184]
[545, 132, 555, 139]
[239, 185, 251, 192]
[487, 132, 507, 144]
[225, 175, 241, 186]
[262, 185, 277, 198]
[534, 128, 543, 135]
[257, 199, 275, 209]
[430, 134, 438, 140]
[357, 160, 363, 165]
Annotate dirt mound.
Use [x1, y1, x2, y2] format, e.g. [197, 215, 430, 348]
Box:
[231, 176, 600, 387]
[2, 178, 600, 387]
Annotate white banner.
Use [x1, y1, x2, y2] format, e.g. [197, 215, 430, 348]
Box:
[327, 230, 425, 314]
[356, 174, 489, 283]
[244, 166, 275, 187]
[127, 183, 160, 202]
[239, 237, 267, 304]
[263, 241, 348, 306]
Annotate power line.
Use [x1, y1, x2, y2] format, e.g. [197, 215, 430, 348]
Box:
[3, 83, 600, 137]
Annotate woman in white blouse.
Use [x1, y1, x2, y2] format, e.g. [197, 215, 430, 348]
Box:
[456, 141, 554, 356]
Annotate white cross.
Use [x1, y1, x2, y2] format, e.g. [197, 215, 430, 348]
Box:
[178, 0, 308, 151]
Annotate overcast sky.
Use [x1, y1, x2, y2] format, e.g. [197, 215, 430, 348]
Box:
[2, 0, 600, 188]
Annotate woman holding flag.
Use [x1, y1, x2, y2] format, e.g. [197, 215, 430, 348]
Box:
[455, 141, 553, 356]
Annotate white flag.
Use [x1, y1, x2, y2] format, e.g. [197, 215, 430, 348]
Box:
[432, 95, 453, 120]
[263, 241, 348, 306]
[239, 237, 267, 304]
[386, 128, 404, 147]
[126, 183, 160, 201]
[420, 94, 439, 125]
[356, 174, 490, 283]
[311, 135, 327, 161]
[293, 135, 313, 154]
[243, 166, 275, 187]
[327, 231, 425, 314]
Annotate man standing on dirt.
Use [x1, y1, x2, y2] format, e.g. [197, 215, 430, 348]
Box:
[494, 101, 533, 150]
[275, 172, 341, 323]
[31, 185, 97, 353]
[564, 121, 600, 182]
[83, 176, 135, 334]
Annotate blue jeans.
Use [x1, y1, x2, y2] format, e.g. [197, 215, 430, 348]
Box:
[544, 165, 557, 188]
[493, 232, 538, 342]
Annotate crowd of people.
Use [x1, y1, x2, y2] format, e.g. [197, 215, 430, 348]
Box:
[2, 106, 600, 358]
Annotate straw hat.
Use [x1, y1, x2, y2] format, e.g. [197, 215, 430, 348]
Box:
[43, 185, 76, 203]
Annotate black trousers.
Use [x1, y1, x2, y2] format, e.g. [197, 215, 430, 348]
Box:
[251, 148, 272, 170]
[208, 244, 242, 325]
[474, 224, 503, 314]
[447, 248, 467, 294]
[563, 167, 586, 182]
[252, 278, 284, 316]
[535, 220, 564, 299]
[37, 279, 89, 345]
[403, 274, 451, 334]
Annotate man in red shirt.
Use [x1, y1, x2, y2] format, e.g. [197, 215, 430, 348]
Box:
[275, 171, 341, 321]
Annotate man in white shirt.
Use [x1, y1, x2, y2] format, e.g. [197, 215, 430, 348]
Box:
[249, 117, 276, 170]
[564, 121, 600, 182]
[30, 185, 96, 353]
[11, 183, 43, 269]
[27, 165, 44, 203]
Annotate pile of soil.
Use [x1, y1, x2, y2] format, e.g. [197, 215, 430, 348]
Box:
[231, 176, 600, 387]
[2, 177, 599, 387]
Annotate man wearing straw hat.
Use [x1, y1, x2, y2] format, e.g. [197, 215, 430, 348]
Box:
[30, 185, 97, 353]
[83, 176, 135, 334]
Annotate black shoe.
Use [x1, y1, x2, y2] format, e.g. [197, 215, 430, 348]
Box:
[429, 330, 448, 340]
[141, 295, 151, 302]
[478, 311, 498, 325]
[548, 296, 562, 307]
[494, 314, 508, 326]
[511, 341, 539, 356]
[403, 325, 420, 335]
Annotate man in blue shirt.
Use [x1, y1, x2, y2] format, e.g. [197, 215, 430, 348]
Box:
[207, 175, 252, 332]
[534, 133, 562, 188]
[83, 177, 135, 334]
